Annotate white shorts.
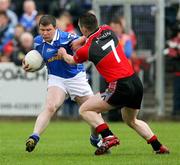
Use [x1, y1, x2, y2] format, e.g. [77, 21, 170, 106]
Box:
[48, 71, 93, 100]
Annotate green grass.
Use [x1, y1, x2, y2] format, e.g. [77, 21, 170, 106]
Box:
[0, 120, 179, 165]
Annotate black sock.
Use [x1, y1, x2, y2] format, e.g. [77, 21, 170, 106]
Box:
[150, 140, 162, 151]
[100, 128, 113, 138]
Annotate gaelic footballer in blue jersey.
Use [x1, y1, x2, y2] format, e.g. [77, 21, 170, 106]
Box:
[23, 15, 102, 153]
[34, 29, 85, 78]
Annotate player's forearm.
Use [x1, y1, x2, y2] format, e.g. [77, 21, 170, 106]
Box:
[63, 53, 76, 65]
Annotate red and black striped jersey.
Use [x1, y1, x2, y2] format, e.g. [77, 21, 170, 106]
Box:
[73, 25, 134, 82]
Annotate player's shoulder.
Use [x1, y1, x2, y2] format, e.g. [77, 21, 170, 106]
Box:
[34, 35, 43, 44]
[58, 29, 79, 42]
[33, 35, 43, 49]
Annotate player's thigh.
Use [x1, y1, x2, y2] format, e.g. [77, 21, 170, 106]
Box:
[121, 107, 139, 122]
[45, 86, 66, 110]
[80, 93, 113, 113]
[75, 95, 92, 105]
[66, 72, 93, 101]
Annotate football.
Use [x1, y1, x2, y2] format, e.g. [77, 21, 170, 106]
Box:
[24, 50, 44, 72]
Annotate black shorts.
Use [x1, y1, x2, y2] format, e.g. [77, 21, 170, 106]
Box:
[101, 74, 143, 109]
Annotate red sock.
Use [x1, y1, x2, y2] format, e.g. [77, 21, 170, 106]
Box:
[95, 123, 113, 138]
[147, 135, 162, 151]
[147, 135, 157, 144]
[96, 123, 109, 133]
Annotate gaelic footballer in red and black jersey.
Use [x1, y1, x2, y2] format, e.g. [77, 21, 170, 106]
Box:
[73, 25, 143, 109]
[73, 25, 134, 82]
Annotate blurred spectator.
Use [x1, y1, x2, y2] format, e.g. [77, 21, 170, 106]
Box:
[0, 10, 14, 62]
[165, 4, 179, 40]
[19, 0, 37, 32]
[0, 0, 18, 28]
[119, 16, 142, 74]
[12, 24, 25, 50]
[11, 32, 33, 66]
[119, 16, 137, 49]
[57, 11, 76, 33]
[31, 12, 44, 36]
[164, 21, 180, 116]
[49, 0, 92, 28]
[109, 18, 133, 59]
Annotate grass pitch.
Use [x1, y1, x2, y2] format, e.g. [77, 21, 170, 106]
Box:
[0, 120, 179, 165]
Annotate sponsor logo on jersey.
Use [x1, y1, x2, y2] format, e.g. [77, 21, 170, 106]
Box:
[47, 54, 61, 63]
[46, 48, 54, 53]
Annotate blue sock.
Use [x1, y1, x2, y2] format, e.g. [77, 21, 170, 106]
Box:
[30, 133, 40, 142]
[90, 134, 100, 140]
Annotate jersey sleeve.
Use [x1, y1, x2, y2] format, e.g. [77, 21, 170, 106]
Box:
[73, 45, 89, 63]
[67, 32, 79, 42]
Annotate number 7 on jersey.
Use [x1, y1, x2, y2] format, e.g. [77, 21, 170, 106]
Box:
[101, 39, 121, 63]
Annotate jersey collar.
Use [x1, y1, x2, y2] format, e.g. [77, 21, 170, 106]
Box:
[87, 28, 99, 38]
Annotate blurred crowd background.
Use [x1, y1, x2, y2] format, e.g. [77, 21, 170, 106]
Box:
[0, 0, 180, 120]
[0, 0, 93, 64]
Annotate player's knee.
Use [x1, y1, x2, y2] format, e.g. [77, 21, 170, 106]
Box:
[79, 105, 87, 117]
[45, 102, 59, 114]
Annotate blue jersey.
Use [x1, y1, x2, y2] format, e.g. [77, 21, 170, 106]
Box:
[34, 29, 84, 78]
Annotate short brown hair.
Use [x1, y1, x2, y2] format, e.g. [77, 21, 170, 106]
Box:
[39, 15, 56, 27]
[79, 12, 98, 32]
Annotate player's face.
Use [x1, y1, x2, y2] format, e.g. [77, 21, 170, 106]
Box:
[39, 24, 56, 42]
